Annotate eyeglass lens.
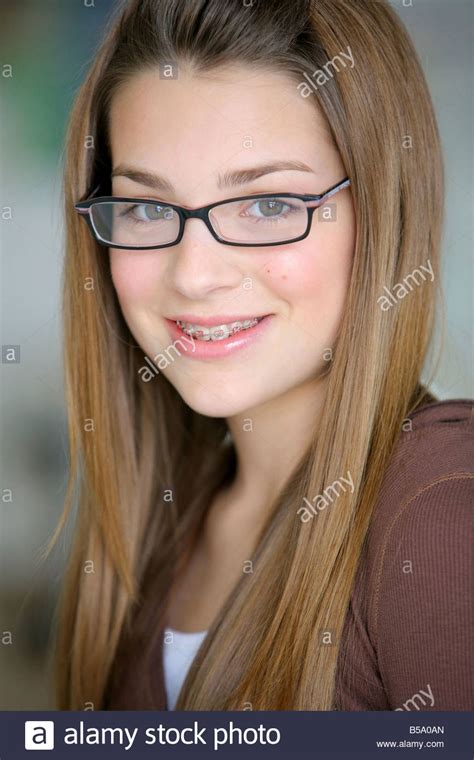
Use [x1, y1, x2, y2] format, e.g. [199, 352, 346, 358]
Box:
[89, 197, 310, 246]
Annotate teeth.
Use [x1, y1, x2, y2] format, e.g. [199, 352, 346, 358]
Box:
[176, 317, 263, 341]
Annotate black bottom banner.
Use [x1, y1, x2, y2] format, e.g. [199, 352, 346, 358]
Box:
[1, 710, 472, 759]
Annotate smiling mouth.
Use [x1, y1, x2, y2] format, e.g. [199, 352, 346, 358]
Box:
[176, 316, 266, 341]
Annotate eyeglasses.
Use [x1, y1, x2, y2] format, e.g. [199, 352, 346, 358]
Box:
[74, 177, 351, 249]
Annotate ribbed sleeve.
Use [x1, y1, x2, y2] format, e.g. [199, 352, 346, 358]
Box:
[374, 475, 473, 710]
[336, 399, 473, 711]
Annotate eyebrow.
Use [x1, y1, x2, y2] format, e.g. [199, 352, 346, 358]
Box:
[111, 160, 316, 192]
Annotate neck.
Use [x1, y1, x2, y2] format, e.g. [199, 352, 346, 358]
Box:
[224, 374, 327, 514]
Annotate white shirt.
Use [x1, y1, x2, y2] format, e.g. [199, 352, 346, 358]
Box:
[163, 627, 208, 709]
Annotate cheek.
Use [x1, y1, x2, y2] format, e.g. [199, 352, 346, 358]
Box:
[109, 249, 165, 303]
[261, 196, 356, 305]
[259, 220, 355, 358]
[260, 249, 321, 298]
[260, 239, 353, 307]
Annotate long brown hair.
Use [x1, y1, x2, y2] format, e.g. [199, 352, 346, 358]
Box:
[47, 0, 444, 709]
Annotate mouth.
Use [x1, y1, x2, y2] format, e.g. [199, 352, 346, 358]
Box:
[165, 313, 274, 359]
[175, 316, 267, 342]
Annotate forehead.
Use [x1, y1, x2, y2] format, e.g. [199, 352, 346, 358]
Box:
[108, 65, 337, 197]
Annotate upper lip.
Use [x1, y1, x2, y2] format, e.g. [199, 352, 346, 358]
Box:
[167, 314, 270, 326]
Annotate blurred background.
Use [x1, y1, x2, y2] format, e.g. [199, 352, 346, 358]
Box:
[0, 0, 472, 709]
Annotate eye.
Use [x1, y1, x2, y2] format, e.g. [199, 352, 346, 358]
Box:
[121, 203, 174, 222]
[245, 199, 290, 218]
[136, 204, 170, 221]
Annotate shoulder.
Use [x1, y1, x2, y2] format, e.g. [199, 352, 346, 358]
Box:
[367, 398, 473, 548]
[367, 396, 473, 597]
[384, 397, 472, 484]
[363, 397, 473, 709]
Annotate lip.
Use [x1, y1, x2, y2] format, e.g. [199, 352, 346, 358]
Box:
[165, 314, 274, 359]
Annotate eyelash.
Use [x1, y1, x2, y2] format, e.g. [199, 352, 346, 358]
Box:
[240, 199, 300, 223]
[119, 205, 170, 224]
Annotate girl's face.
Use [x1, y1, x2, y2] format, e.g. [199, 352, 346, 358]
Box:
[108, 65, 356, 417]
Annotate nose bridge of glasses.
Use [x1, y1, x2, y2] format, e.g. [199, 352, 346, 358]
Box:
[177, 205, 219, 245]
[180, 206, 210, 223]
[180, 206, 208, 220]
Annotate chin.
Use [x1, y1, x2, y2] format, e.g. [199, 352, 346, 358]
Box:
[166, 377, 262, 419]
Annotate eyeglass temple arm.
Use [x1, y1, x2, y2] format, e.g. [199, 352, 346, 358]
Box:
[76, 183, 102, 211]
[306, 178, 351, 207]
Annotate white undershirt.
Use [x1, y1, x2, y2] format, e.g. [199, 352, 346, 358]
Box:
[163, 627, 208, 709]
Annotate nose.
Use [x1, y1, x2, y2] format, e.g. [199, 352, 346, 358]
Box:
[164, 217, 243, 300]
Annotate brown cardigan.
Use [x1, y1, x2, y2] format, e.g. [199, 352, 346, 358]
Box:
[104, 398, 473, 710]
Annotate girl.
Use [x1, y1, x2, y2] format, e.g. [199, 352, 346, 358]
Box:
[50, 0, 473, 710]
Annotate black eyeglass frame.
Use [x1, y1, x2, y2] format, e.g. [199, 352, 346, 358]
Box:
[74, 176, 351, 250]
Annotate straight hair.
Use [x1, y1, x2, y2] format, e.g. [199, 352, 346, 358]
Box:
[47, 0, 444, 709]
